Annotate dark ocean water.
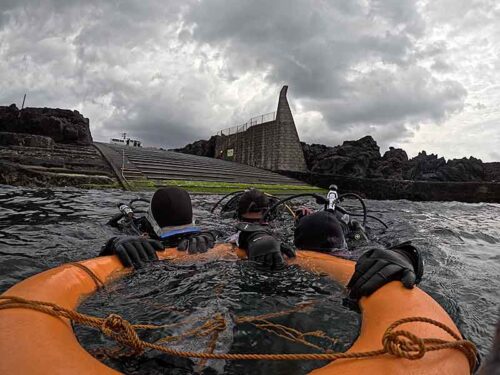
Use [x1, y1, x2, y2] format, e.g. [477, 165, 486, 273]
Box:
[0, 185, 498, 374]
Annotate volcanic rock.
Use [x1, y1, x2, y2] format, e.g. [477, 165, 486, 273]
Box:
[437, 157, 485, 182]
[305, 136, 381, 178]
[370, 147, 409, 179]
[485, 162, 500, 182]
[403, 151, 447, 180]
[0, 104, 93, 145]
[172, 135, 220, 157]
[403, 152, 486, 181]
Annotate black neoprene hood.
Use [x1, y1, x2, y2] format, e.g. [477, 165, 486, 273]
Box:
[150, 187, 193, 227]
[237, 189, 270, 218]
[294, 210, 347, 252]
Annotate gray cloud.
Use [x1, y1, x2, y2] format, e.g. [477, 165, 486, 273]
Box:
[183, 0, 467, 146]
[0, 0, 498, 160]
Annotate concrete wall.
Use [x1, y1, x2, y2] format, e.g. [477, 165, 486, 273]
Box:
[280, 171, 500, 203]
[214, 86, 307, 172]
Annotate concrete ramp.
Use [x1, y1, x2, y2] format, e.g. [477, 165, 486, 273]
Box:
[95, 143, 316, 192]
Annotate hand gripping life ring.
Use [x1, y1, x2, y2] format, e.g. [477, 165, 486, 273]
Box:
[0, 244, 471, 374]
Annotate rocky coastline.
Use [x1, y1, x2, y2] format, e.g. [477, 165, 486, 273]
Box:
[174, 135, 500, 202]
[0, 104, 117, 188]
[175, 134, 499, 183]
[1, 102, 499, 202]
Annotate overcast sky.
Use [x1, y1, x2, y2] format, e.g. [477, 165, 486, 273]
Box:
[1, 1, 499, 161]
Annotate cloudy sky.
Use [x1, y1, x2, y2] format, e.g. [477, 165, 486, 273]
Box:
[1, 1, 499, 161]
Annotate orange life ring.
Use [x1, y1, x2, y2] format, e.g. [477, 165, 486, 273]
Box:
[0, 244, 469, 374]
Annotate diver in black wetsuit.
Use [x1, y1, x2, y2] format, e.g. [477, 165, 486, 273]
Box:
[102, 186, 422, 301]
[233, 186, 422, 300]
[99, 187, 218, 268]
[228, 187, 372, 271]
[226, 189, 296, 270]
[293, 208, 423, 300]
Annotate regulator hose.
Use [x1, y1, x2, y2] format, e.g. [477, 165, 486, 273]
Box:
[338, 193, 367, 228]
[261, 192, 388, 229]
[210, 190, 245, 213]
[261, 193, 328, 222]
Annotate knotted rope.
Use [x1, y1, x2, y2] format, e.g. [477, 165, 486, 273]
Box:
[0, 295, 477, 372]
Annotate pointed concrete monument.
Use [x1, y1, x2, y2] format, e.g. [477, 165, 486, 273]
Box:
[275, 85, 308, 172]
[215, 85, 308, 172]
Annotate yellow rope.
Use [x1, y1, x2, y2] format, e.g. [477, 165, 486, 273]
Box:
[0, 295, 477, 372]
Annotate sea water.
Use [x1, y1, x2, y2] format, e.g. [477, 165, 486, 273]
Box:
[0, 185, 498, 374]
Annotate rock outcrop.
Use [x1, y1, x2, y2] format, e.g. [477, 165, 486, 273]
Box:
[402, 152, 486, 181]
[484, 162, 500, 182]
[172, 135, 219, 157]
[302, 136, 381, 177]
[0, 104, 92, 145]
[0, 104, 116, 188]
[300, 137, 491, 182]
[371, 147, 409, 180]
[402, 151, 447, 180]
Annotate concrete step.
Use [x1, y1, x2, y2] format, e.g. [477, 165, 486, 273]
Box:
[96, 142, 310, 187]
[131, 163, 288, 179]
[126, 157, 304, 183]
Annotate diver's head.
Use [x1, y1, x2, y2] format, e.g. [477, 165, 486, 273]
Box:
[237, 189, 270, 222]
[146, 187, 199, 239]
[294, 210, 347, 253]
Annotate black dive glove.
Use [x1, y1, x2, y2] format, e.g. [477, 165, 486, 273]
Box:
[100, 236, 164, 269]
[247, 233, 286, 270]
[347, 241, 423, 300]
[177, 231, 218, 254]
[280, 242, 296, 259]
[236, 223, 295, 270]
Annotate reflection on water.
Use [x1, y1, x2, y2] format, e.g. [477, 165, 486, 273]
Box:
[0, 185, 499, 374]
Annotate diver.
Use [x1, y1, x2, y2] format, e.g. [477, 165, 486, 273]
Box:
[228, 188, 296, 271]
[293, 208, 423, 300]
[215, 185, 369, 248]
[224, 187, 369, 270]
[232, 188, 422, 298]
[99, 187, 219, 268]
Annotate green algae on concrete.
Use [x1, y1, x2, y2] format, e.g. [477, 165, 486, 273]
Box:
[126, 179, 325, 194]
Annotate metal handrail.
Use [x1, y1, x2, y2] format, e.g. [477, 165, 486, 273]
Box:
[217, 111, 276, 136]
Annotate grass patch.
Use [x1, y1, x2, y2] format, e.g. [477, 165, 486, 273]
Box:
[126, 179, 325, 195]
[79, 181, 121, 189]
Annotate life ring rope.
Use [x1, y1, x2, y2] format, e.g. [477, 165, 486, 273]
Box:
[0, 294, 477, 372]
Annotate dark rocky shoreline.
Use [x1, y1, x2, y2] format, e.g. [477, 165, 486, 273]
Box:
[1, 103, 499, 202]
[175, 135, 500, 202]
[176, 134, 499, 183]
[0, 105, 116, 188]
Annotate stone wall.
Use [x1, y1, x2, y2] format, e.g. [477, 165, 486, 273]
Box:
[280, 171, 500, 203]
[214, 86, 307, 172]
[215, 120, 277, 169]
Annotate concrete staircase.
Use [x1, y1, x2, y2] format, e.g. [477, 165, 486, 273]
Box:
[94, 142, 308, 186]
